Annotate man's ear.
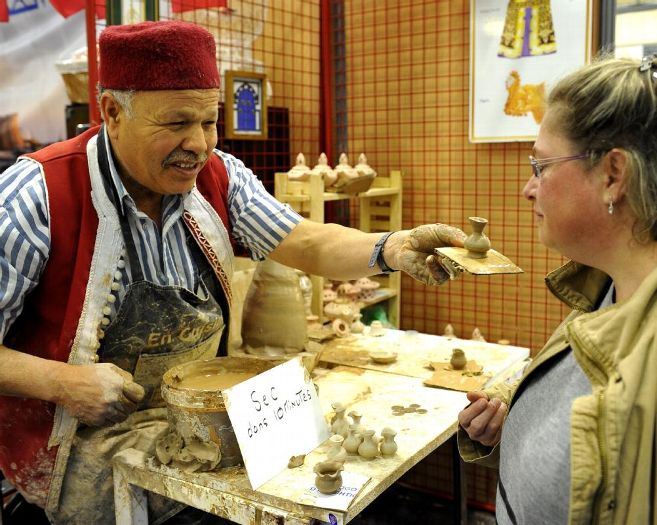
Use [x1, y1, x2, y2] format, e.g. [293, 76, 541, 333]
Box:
[99, 93, 122, 138]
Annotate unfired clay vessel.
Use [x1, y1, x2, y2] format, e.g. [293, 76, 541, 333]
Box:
[331, 402, 350, 438]
[464, 216, 491, 259]
[343, 424, 363, 455]
[379, 427, 398, 457]
[314, 460, 344, 494]
[358, 430, 379, 459]
[241, 259, 307, 355]
[349, 410, 364, 434]
[450, 348, 467, 370]
[326, 434, 347, 464]
[350, 314, 365, 334]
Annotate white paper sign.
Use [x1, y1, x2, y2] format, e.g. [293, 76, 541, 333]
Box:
[222, 357, 330, 489]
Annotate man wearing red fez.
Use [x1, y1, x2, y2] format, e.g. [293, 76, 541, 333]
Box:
[0, 20, 465, 524]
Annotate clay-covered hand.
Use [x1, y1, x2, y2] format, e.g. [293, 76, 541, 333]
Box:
[56, 363, 145, 426]
[457, 391, 507, 447]
[385, 224, 467, 285]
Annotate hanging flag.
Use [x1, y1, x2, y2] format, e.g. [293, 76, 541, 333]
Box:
[49, 0, 85, 18]
[170, 0, 227, 14]
[0, 1, 8, 23]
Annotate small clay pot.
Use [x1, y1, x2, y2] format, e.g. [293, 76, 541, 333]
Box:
[326, 434, 347, 464]
[343, 424, 363, 455]
[358, 430, 379, 459]
[380, 427, 398, 457]
[450, 348, 467, 370]
[314, 460, 344, 494]
[464, 216, 491, 259]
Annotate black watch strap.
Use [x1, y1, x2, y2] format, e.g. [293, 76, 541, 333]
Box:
[368, 232, 398, 274]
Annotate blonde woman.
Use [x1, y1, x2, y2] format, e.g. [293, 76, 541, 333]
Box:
[458, 55, 657, 524]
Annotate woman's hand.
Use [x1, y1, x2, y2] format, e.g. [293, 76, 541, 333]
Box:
[458, 390, 507, 447]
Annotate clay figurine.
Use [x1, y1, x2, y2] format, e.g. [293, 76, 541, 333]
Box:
[450, 348, 467, 370]
[314, 460, 344, 494]
[287, 152, 310, 181]
[379, 427, 398, 457]
[443, 324, 456, 339]
[354, 153, 377, 178]
[471, 327, 486, 342]
[369, 320, 385, 337]
[308, 152, 338, 187]
[334, 152, 358, 183]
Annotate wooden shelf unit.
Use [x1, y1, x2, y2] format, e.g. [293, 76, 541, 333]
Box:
[274, 170, 402, 327]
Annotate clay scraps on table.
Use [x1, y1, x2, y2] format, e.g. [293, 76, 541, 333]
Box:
[390, 403, 427, 416]
[287, 454, 306, 468]
[154, 430, 221, 472]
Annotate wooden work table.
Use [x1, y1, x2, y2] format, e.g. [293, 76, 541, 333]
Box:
[113, 330, 529, 525]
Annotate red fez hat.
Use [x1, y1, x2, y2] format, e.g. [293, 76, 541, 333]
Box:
[99, 20, 220, 91]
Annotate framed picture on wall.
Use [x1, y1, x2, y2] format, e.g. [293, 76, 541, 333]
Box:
[224, 70, 268, 140]
[469, 0, 594, 143]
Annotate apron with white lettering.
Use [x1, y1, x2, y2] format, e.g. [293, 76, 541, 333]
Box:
[48, 130, 229, 525]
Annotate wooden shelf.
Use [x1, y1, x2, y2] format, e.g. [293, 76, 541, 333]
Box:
[275, 170, 402, 327]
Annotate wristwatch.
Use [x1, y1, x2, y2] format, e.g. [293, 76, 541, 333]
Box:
[368, 232, 398, 274]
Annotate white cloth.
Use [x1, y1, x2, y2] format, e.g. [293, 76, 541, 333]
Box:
[0, 1, 85, 143]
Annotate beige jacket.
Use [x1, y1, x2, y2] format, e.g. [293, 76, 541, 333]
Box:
[458, 261, 657, 524]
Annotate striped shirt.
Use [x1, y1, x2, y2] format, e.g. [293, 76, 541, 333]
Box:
[0, 138, 302, 343]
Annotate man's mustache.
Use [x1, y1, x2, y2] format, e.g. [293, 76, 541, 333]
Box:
[162, 150, 208, 168]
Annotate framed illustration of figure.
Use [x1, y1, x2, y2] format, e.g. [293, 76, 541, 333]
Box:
[469, 0, 594, 143]
[224, 71, 268, 140]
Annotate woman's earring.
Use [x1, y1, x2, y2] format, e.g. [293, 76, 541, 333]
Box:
[608, 200, 614, 215]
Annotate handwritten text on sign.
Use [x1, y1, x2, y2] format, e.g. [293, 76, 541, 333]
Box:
[222, 357, 330, 489]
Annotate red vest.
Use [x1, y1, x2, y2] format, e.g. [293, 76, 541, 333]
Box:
[0, 126, 232, 506]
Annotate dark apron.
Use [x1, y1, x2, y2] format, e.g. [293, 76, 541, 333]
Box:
[48, 128, 230, 525]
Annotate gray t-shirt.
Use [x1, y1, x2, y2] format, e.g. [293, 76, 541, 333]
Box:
[496, 284, 614, 524]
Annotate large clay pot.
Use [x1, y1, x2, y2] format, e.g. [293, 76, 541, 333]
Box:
[241, 259, 307, 355]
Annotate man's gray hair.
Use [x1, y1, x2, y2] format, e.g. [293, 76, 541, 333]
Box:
[98, 87, 136, 119]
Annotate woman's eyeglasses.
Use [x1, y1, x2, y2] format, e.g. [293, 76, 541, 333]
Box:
[528, 153, 589, 178]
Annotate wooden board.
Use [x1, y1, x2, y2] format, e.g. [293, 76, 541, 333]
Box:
[319, 329, 529, 389]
